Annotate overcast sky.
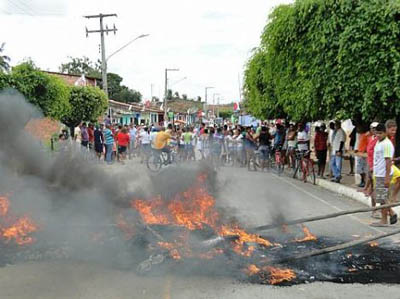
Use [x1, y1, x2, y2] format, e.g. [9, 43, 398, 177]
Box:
[0, 0, 292, 104]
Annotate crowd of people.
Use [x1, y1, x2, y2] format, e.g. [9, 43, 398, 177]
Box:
[62, 117, 400, 227]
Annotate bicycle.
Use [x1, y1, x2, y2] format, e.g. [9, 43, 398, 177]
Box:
[271, 146, 284, 175]
[146, 147, 178, 172]
[293, 150, 316, 184]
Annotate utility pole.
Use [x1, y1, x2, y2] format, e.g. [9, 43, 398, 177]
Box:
[212, 93, 219, 119]
[84, 13, 118, 98]
[204, 87, 214, 119]
[164, 68, 179, 126]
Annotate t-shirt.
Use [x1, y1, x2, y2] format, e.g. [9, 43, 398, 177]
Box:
[103, 128, 114, 145]
[140, 131, 151, 145]
[129, 128, 137, 141]
[331, 128, 346, 155]
[117, 132, 130, 147]
[88, 127, 94, 143]
[297, 131, 309, 151]
[183, 132, 192, 144]
[373, 138, 394, 177]
[74, 126, 81, 142]
[94, 129, 103, 144]
[357, 133, 368, 153]
[153, 131, 171, 150]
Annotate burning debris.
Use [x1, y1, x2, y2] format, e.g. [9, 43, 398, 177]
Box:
[0, 195, 38, 246]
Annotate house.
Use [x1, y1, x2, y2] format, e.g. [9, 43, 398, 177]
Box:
[108, 99, 163, 126]
[43, 71, 100, 87]
[166, 99, 203, 125]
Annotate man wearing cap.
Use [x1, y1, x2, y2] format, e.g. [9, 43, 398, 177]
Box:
[330, 120, 346, 183]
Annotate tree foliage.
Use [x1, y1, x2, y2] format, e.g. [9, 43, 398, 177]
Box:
[59, 56, 101, 78]
[62, 86, 108, 128]
[244, 0, 400, 123]
[11, 62, 71, 119]
[107, 72, 142, 103]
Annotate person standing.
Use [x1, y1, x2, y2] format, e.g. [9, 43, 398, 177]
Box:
[116, 127, 130, 164]
[354, 125, 369, 188]
[94, 125, 104, 161]
[88, 123, 94, 151]
[129, 124, 137, 159]
[103, 124, 114, 165]
[330, 120, 346, 183]
[370, 123, 395, 227]
[314, 124, 328, 178]
[348, 127, 357, 176]
[139, 127, 151, 163]
[80, 123, 89, 156]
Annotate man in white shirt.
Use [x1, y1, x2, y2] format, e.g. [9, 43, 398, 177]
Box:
[371, 123, 395, 227]
[296, 123, 309, 152]
[330, 120, 347, 183]
[129, 124, 137, 159]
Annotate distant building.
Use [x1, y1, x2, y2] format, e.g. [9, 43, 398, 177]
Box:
[43, 71, 100, 87]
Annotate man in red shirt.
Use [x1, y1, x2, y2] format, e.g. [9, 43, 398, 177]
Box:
[365, 122, 379, 217]
[116, 127, 130, 164]
[88, 123, 95, 150]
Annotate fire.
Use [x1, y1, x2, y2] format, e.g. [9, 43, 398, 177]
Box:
[295, 225, 317, 242]
[0, 195, 38, 246]
[2, 216, 38, 245]
[131, 174, 276, 258]
[0, 196, 10, 216]
[368, 241, 379, 247]
[264, 266, 296, 285]
[132, 180, 218, 231]
[244, 264, 261, 276]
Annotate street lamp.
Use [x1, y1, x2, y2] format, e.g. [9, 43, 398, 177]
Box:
[164, 68, 179, 125]
[106, 34, 150, 62]
[103, 33, 149, 97]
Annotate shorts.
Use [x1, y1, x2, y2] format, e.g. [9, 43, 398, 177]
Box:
[259, 145, 270, 160]
[316, 150, 327, 164]
[355, 156, 367, 174]
[184, 144, 193, 152]
[374, 176, 391, 204]
[118, 146, 127, 153]
[81, 140, 89, 148]
[95, 143, 103, 153]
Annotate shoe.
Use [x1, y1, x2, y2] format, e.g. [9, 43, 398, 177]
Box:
[390, 214, 398, 225]
[330, 178, 336, 182]
[358, 182, 365, 188]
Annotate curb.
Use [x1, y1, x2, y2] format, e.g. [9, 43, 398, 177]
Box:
[316, 178, 400, 215]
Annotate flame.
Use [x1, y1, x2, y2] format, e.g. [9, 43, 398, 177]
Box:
[244, 264, 261, 276]
[295, 225, 317, 242]
[0, 196, 10, 216]
[131, 174, 276, 258]
[0, 195, 38, 246]
[2, 216, 38, 245]
[264, 266, 296, 285]
[368, 241, 379, 247]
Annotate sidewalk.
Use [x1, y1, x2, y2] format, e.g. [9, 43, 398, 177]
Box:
[316, 156, 400, 215]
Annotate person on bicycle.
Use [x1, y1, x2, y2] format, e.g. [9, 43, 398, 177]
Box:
[153, 127, 175, 163]
[296, 123, 310, 153]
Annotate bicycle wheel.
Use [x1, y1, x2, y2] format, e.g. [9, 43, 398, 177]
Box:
[293, 160, 301, 179]
[147, 153, 162, 172]
[307, 160, 316, 185]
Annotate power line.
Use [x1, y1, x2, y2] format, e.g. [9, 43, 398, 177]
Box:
[14, 0, 38, 15]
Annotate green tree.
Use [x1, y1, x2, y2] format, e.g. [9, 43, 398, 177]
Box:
[0, 43, 10, 73]
[107, 72, 123, 99]
[167, 89, 173, 100]
[114, 86, 142, 103]
[59, 56, 101, 78]
[244, 0, 400, 124]
[62, 86, 108, 132]
[11, 62, 70, 119]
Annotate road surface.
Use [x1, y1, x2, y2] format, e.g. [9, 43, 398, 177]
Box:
[1, 162, 400, 299]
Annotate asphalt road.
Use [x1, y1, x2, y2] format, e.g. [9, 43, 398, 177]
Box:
[2, 161, 400, 299]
